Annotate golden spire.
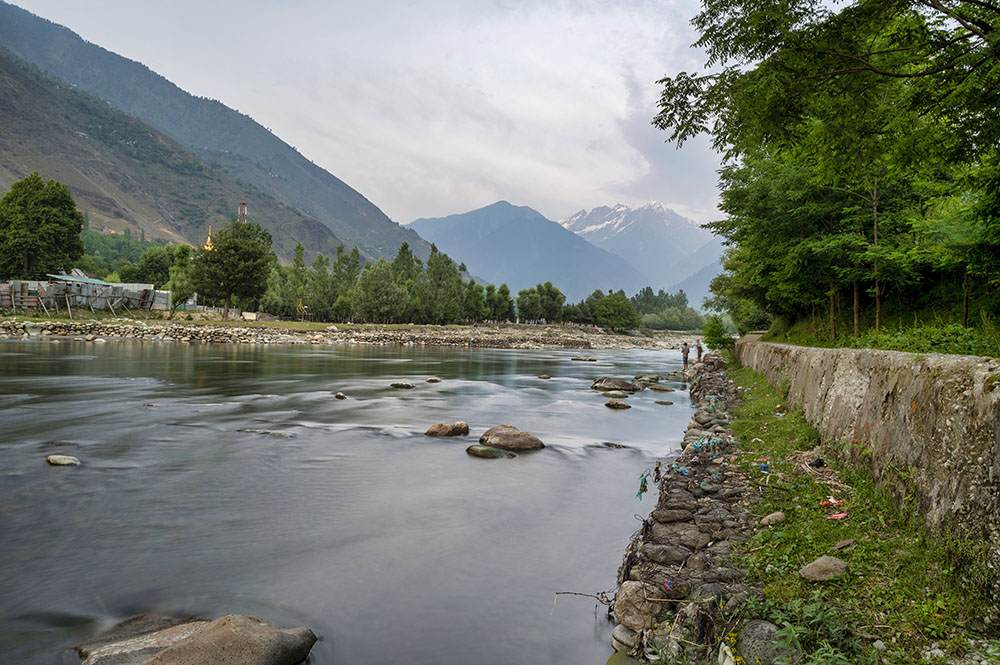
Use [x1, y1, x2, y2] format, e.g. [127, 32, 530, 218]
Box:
[204, 224, 215, 251]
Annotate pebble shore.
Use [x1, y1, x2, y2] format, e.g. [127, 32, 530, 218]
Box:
[0, 319, 690, 350]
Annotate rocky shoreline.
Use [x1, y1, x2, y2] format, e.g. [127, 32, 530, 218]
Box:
[0, 319, 690, 350]
[609, 352, 770, 664]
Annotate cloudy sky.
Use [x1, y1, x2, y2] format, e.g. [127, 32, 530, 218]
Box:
[14, 0, 722, 224]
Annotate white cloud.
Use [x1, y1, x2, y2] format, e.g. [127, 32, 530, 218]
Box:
[14, 0, 721, 222]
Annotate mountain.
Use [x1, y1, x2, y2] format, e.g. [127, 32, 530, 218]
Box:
[408, 201, 650, 302]
[669, 256, 723, 311]
[0, 47, 342, 259]
[558, 202, 714, 288]
[0, 1, 430, 261]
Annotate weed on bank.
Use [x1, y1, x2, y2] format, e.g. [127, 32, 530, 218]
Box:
[725, 364, 998, 665]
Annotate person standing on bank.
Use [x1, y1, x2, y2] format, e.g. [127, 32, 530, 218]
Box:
[696, 340, 703, 363]
[681, 342, 690, 367]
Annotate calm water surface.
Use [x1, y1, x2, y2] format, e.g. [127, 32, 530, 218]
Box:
[0, 339, 691, 665]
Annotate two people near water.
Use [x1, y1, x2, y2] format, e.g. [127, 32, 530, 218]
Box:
[681, 341, 703, 367]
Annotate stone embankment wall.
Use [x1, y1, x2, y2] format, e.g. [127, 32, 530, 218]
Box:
[736, 335, 1000, 604]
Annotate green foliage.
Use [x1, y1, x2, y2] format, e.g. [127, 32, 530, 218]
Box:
[728, 366, 995, 663]
[702, 314, 735, 350]
[352, 258, 407, 323]
[165, 244, 194, 318]
[0, 172, 84, 279]
[79, 228, 168, 277]
[592, 292, 639, 331]
[118, 244, 173, 287]
[191, 219, 273, 319]
[631, 286, 705, 330]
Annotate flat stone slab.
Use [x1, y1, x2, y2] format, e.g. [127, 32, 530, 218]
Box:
[46, 454, 80, 466]
[466, 445, 517, 458]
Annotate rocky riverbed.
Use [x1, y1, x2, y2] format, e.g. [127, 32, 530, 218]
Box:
[0, 319, 692, 350]
[610, 352, 768, 664]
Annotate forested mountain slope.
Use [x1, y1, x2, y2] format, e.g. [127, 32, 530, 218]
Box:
[0, 1, 430, 261]
[0, 47, 341, 259]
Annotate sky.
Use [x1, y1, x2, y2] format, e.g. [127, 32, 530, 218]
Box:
[13, 0, 722, 224]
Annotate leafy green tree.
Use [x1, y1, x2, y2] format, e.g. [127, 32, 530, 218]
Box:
[496, 283, 515, 321]
[119, 244, 173, 287]
[165, 244, 195, 318]
[191, 219, 272, 319]
[593, 292, 639, 331]
[537, 281, 565, 322]
[516, 287, 543, 322]
[0, 172, 84, 279]
[332, 244, 362, 296]
[352, 258, 406, 323]
[464, 279, 486, 322]
[423, 244, 464, 323]
[702, 314, 735, 350]
[308, 253, 334, 322]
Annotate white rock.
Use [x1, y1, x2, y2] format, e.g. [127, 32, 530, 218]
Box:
[760, 511, 786, 526]
[46, 454, 80, 466]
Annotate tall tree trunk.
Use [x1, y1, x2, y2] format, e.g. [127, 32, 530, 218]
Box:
[223, 292, 231, 320]
[872, 179, 880, 333]
[963, 269, 970, 327]
[829, 280, 836, 341]
[853, 281, 859, 337]
[22, 249, 29, 275]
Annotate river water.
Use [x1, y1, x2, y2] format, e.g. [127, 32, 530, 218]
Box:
[0, 339, 690, 665]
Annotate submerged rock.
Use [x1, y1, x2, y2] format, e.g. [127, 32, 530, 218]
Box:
[479, 424, 544, 451]
[466, 445, 517, 459]
[648, 384, 675, 392]
[46, 454, 80, 466]
[334, 392, 347, 400]
[425, 376, 442, 383]
[604, 390, 628, 399]
[654, 400, 674, 406]
[390, 382, 414, 389]
[538, 374, 551, 379]
[571, 355, 597, 362]
[425, 421, 470, 437]
[605, 399, 631, 410]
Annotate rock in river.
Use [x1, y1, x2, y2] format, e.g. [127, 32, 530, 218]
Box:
[77, 613, 316, 665]
[425, 421, 470, 437]
[46, 454, 80, 466]
[390, 382, 414, 389]
[572, 356, 597, 362]
[591, 377, 643, 393]
[466, 445, 517, 459]
[605, 399, 631, 410]
[425, 376, 442, 383]
[479, 424, 544, 451]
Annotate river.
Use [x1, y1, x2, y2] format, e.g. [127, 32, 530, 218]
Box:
[0, 339, 690, 664]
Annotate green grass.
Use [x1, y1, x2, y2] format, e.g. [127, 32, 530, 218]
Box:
[763, 312, 1000, 358]
[725, 363, 998, 664]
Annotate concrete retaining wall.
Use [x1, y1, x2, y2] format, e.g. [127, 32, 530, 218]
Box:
[736, 335, 1000, 611]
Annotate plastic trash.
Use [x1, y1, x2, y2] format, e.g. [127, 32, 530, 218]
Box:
[827, 512, 848, 520]
[636, 474, 648, 500]
[809, 458, 826, 468]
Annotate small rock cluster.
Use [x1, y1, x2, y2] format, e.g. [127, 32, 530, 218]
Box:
[611, 352, 762, 663]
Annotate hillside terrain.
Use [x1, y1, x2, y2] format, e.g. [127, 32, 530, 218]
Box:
[408, 201, 650, 301]
[0, 1, 430, 261]
[0, 48, 346, 260]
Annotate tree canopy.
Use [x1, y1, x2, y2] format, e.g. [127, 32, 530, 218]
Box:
[0, 172, 84, 279]
[191, 219, 273, 319]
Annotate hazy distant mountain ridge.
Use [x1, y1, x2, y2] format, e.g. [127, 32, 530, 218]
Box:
[0, 0, 430, 261]
[559, 202, 715, 289]
[408, 201, 650, 302]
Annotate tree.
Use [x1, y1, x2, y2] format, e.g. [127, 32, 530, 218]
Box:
[165, 244, 195, 319]
[352, 258, 406, 323]
[593, 292, 639, 331]
[0, 172, 84, 279]
[119, 244, 173, 287]
[190, 219, 272, 319]
[516, 287, 543, 321]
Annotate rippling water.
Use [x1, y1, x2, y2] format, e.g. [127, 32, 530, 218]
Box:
[0, 339, 691, 665]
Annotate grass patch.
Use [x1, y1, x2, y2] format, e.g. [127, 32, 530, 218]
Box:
[726, 364, 997, 664]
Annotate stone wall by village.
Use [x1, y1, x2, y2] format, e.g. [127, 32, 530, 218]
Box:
[736, 335, 1000, 616]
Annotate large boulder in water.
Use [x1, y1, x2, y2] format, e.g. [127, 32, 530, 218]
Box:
[78, 614, 316, 665]
[466, 445, 517, 458]
[591, 377, 643, 393]
[479, 424, 544, 451]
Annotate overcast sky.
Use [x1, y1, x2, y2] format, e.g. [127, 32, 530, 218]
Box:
[14, 0, 722, 224]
